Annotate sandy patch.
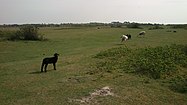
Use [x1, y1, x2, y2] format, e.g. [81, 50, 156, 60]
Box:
[69, 86, 116, 105]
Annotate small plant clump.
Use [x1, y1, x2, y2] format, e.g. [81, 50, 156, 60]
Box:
[169, 76, 187, 93]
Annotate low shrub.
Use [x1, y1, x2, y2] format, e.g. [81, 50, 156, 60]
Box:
[170, 25, 187, 29]
[94, 44, 187, 79]
[0, 30, 15, 40]
[126, 23, 142, 29]
[148, 25, 164, 30]
[7, 25, 46, 41]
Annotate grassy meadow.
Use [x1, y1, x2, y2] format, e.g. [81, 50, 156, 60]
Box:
[0, 26, 187, 105]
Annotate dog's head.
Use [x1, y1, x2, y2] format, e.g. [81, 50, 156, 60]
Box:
[54, 53, 59, 57]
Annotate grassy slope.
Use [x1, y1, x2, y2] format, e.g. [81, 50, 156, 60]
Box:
[0, 27, 187, 105]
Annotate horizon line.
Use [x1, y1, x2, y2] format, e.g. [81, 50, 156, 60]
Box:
[0, 21, 187, 25]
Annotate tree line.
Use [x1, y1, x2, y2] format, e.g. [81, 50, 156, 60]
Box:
[1, 22, 185, 28]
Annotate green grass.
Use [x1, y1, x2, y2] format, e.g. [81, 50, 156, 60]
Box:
[0, 26, 187, 105]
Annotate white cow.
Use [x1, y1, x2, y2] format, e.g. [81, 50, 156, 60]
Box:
[121, 34, 128, 42]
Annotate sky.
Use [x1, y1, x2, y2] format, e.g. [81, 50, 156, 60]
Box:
[0, 0, 187, 24]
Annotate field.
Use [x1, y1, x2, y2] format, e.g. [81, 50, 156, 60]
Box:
[0, 26, 187, 105]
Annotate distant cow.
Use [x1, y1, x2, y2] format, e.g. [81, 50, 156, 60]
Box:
[121, 34, 131, 42]
[126, 34, 131, 39]
[121, 34, 128, 42]
[41, 53, 59, 72]
[138, 31, 146, 36]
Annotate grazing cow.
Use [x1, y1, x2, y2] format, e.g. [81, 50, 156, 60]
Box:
[121, 34, 128, 42]
[126, 34, 131, 39]
[121, 34, 131, 42]
[138, 31, 146, 37]
[41, 53, 59, 72]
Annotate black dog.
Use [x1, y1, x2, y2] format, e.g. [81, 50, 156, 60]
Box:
[41, 53, 59, 72]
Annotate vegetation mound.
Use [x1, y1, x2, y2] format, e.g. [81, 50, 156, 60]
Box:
[93, 44, 187, 93]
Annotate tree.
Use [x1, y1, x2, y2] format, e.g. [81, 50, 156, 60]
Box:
[126, 23, 142, 29]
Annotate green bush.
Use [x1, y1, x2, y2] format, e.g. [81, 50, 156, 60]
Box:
[126, 23, 142, 29]
[8, 25, 45, 41]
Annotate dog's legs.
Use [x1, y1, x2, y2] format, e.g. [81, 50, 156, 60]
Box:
[41, 63, 44, 72]
[53, 63, 56, 70]
[44, 64, 48, 72]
